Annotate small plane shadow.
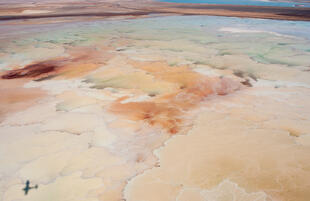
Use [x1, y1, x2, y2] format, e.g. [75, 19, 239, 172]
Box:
[23, 180, 38, 195]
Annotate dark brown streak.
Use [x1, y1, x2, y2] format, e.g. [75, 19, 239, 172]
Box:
[1, 61, 60, 79]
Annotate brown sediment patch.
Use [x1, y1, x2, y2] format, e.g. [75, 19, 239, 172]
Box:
[232, 70, 254, 87]
[241, 79, 252, 87]
[1, 47, 108, 81]
[1, 60, 61, 79]
[109, 61, 241, 134]
[233, 69, 245, 78]
[1, 58, 100, 80]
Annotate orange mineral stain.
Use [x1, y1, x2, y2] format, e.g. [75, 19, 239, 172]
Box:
[110, 61, 241, 134]
[110, 99, 183, 134]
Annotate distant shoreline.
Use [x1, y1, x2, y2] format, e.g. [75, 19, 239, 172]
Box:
[0, 1, 310, 23]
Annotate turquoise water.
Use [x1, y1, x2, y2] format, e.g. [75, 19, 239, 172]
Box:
[159, 0, 310, 7]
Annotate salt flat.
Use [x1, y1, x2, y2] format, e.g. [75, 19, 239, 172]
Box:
[0, 8, 310, 201]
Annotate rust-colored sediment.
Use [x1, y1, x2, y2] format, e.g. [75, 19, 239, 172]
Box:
[111, 97, 183, 134]
[1, 61, 62, 79]
[110, 61, 241, 134]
